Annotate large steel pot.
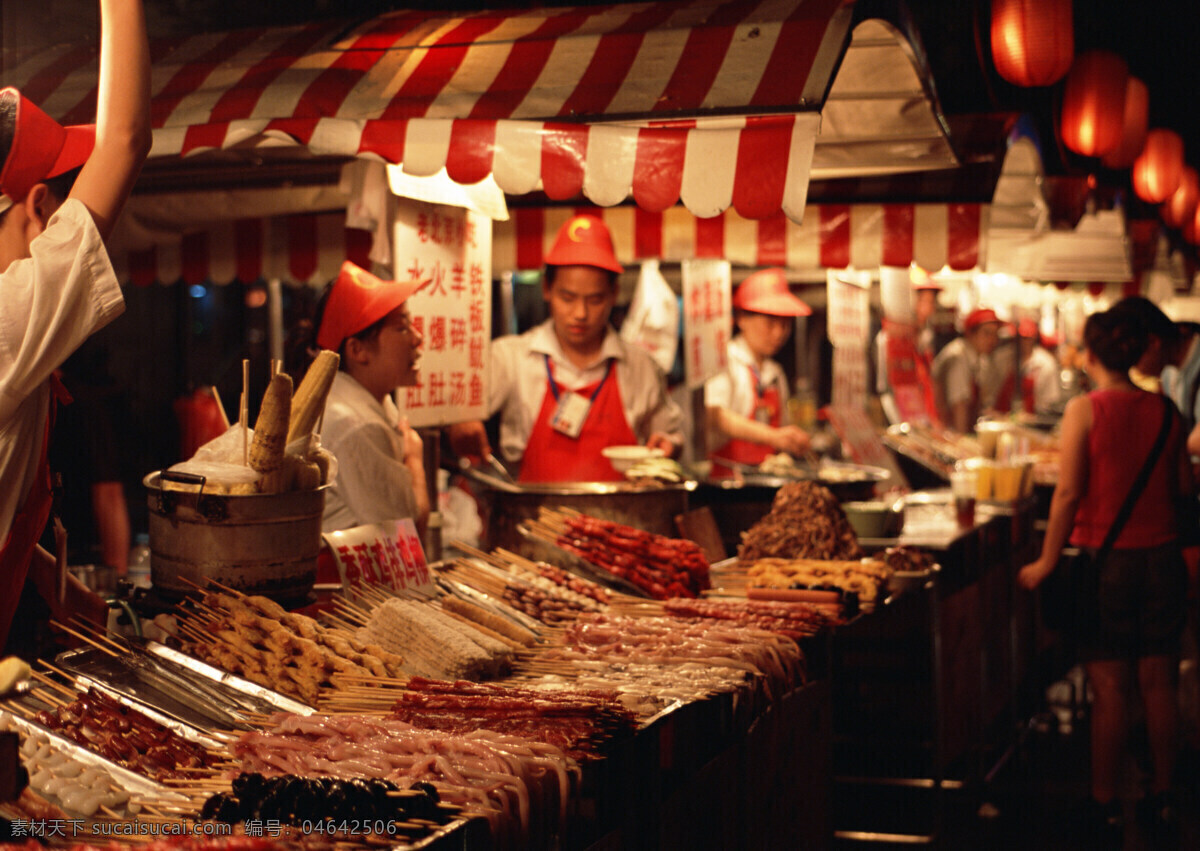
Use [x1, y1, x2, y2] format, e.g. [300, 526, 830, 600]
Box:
[458, 466, 695, 558]
[144, 471, 326, 604]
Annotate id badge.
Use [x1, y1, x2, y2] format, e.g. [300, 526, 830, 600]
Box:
[551, 391, 592, 438]
[754, 404, 772, 424]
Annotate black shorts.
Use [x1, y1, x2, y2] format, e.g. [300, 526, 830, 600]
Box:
[1075, 541, 1188, 662]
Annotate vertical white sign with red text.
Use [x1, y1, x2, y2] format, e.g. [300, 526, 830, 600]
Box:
[392, 201, 492, 427]
[681, 259, 732, 388]
[827, 269, 871, 410]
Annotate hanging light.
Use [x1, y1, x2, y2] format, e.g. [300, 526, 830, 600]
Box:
[1185, 205, 1200, 245]
[1101, 77, 1150, 169]
[1134, 129, 1185, 204]
[990, 0, 1074, 87]
[1059, 51, 1128, 157]
[1162, 167, 1199, 228]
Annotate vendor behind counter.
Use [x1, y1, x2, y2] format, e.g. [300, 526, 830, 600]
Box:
[705, 268, 812, 477]
[448, 214, 683, 483]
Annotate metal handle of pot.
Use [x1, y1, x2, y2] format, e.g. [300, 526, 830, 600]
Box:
[158, 470, 207, 493]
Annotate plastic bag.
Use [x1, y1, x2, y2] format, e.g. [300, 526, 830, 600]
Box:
[620, 260, 679, 374]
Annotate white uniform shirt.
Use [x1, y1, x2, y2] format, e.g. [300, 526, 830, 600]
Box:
[0, 200, 124, 543]
[319, 371, 419, 533]
[704, 336, 788, 443]
[1022, 345, 1062, 415]
[487, 320, 684, 468]
[932, 336, 1012, 415]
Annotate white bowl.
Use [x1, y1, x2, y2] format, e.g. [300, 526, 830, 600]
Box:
[602, 445, 666, 473]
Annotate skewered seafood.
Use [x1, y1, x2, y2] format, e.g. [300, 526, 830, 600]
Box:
[737, 481, 863, 561]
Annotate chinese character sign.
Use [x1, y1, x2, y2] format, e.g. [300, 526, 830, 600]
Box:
[392, 201, 492, 427]
[322, 519, 436, 597]
[826, 269, 871, 349]
[831, 345, 868, 410]
[681, 259, 732, 388]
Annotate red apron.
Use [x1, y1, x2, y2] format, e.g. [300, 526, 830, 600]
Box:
[882, 321, 940, 427]
[518, 357, 638, 483]
[0, 377, 69, 644]
[1021, 373, 1036, 414]
[712, 364, 781, 477]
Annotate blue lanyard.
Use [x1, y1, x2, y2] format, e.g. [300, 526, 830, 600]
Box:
[748, 363, 768, 399]
[544, 354, 613, 403]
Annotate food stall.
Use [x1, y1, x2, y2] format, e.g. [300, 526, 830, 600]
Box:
[0, 1, 1063, 847]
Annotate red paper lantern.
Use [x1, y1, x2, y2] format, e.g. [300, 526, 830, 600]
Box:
[991, 0, 1073, 87]
[1059, 51, 1128, 157]
[1101, 77, 1149, 169]
[1185, 206, 1200, 245]
[1162, 167, 1199, 228]
[1134, 129, 1185, 204]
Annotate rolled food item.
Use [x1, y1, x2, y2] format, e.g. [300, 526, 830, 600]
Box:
[250, 373, 293, 491]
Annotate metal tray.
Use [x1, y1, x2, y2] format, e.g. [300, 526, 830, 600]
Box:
[0, 707, 188, 805]
[55, 639, 310, 736]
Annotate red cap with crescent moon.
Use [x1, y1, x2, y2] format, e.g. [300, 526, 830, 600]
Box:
[545, 214, 623, 274]
[316, 261, 427, 351]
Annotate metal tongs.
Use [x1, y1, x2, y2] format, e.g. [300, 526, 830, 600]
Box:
[459, 453, 517, 484]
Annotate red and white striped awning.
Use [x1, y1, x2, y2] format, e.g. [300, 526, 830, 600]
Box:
[494, 203, 987, 273]
[109, 213, 372, 287]
[5, 0, 956, 223]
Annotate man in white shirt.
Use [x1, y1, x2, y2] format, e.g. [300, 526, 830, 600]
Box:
[932, 308, 1013, 434]
[314, 262, 430, 534]
[449, 214, 682, 482]
[0, 0, 151, 650]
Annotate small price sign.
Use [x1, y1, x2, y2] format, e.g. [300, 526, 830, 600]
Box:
[322, 519, 434, 596]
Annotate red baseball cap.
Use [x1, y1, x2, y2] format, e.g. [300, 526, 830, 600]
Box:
[0, 88, 95, 209]
[545, 214, 623, 274]
[964, 308, 1003, 333]
[733, 268, 812, 317]
[316, 261, 426, 351]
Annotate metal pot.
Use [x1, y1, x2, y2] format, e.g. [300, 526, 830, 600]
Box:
[143, 471, 326, 604]
[457, 466, 695, 558]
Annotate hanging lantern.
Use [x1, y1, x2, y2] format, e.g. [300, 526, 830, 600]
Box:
[1185, 206, 1200, 245]
[990, 0, 1073, 87]
[1134, 129, 1185, 204]
[1059, 51, 1128, 158]
[1101, 77, 1150, 169]
[1162, 167, 1199, 228]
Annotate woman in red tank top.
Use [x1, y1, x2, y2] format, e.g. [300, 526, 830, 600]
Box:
[1019, 308, 1191, 832]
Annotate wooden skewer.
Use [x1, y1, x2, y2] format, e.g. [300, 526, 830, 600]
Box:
[241, 358, 250, 466]
[50, 619, 118, 657]
[210, 385, 230, 430]
[29, 669, 77, 699]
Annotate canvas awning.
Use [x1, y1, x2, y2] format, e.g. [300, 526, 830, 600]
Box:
[494, 201, 985, 273]
[6, 0, 957, 225]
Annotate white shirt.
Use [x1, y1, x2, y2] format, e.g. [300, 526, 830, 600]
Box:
[704, 336, 788, 442]
[0, 200, 124, 544]
[487, 320, 684, 468]
[1022, 345, 1062, 415]
[932, 336, 1013, 415]
[319, 371, 419, 533]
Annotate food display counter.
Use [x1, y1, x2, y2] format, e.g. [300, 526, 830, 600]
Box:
[830, 494, 1039, 843]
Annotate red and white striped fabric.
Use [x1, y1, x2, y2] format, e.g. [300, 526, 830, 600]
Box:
[109, 213, 372, 287]
[494, 203, 987, 273]
[4, 0, 852, 222]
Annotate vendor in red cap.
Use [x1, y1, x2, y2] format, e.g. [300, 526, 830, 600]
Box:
[1018, 318, 1062, 416]
[448, 213, 682, 482]
[0, 0, 151, 655]
[931, 307, 1014, 433]
[705, 268, 812, 476]
[314, 261, 430, 535]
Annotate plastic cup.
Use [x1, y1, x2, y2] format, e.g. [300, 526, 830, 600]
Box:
[950, 469, 978, 529]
